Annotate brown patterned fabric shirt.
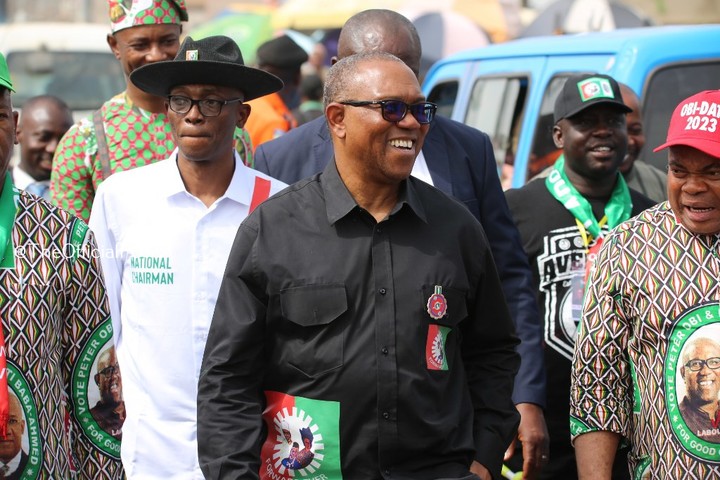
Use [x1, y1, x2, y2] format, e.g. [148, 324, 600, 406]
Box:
[571, 202, 720, 478]
[0, 190, 123, 479]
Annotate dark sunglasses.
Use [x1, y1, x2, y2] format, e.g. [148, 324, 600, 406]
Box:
[340, 100, 438, 124]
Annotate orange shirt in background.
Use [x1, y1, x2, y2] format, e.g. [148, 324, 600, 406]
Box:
[245, 92, 297, 150]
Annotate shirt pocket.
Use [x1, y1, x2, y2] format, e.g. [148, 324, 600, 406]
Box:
[280, 284, 347, 378]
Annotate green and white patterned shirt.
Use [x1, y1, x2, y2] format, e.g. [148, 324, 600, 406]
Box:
[571, 202, 720, 478]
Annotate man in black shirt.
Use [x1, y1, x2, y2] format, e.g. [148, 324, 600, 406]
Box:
[505, 73, 656, 479]
[198, 51, 520, 480]
[255, 13, 549, 474]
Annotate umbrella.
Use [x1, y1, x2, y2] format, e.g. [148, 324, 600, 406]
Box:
[520, 0, 653, 37]
[442, 0, 522, 43]
[271, 0, 404, 31]
[407, 11, 491, 79]
[283, 29, 316, 55]
[273, 0, 519, 43]
[188, 8, 275, 65]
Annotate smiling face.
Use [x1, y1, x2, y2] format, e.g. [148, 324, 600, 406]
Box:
[95, 347, 122, 405]
[166, 84, 249, 165]
[553, 104, 628, 184]
[16, 97, 73, 181]
[681, 338, 720, 409]
[667, 145, 720, 235]
[329, 57, 429, 187]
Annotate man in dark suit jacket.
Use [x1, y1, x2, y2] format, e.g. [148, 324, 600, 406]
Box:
[254, 9, 550, 477]
[5, 452, 28, 480]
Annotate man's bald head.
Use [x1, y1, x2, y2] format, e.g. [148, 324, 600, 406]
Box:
[337, 9, 422, 77]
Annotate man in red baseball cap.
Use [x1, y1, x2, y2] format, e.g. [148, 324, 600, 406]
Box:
[571, 89, 720, 480]
[655, 90, 720, 234]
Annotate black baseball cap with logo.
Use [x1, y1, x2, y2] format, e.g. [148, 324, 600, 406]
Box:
[553, 73, 631, 123]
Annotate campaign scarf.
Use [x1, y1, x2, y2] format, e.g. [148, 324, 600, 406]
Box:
[545, 155, 632, 245]
[0, 171, 19, 438]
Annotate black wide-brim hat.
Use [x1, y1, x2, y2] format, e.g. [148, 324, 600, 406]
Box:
[130, 35, 283, 102]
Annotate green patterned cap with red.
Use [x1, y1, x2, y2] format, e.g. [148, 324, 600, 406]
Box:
[109, 0, 188, 34]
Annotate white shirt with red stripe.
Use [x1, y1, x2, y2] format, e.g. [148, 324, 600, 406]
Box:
[89, 148, 286, 479]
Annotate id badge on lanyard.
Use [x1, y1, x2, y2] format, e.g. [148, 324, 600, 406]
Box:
[571, 218, 605, 319]
[584, 237, 603, 284]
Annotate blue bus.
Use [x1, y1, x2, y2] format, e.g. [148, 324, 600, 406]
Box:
[423, 25, 720, 188]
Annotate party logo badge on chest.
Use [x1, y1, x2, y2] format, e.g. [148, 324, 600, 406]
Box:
[426, 285, 448, 320]
[426, 286, 450, 371]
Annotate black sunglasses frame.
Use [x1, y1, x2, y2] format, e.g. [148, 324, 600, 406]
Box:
[340, 100, 438, 125]
[684, 357, 720, 372]
[167, 95, 243, 117]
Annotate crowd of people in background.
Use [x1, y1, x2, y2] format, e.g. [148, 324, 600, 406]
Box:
[0, 0, 718, 479]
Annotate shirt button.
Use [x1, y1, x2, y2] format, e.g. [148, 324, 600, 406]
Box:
[382, 411, 390, 419]
[379, 288, 386, 295]
[381, 347, 388, 355]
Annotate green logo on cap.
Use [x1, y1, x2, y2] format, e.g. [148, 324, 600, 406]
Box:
[577, 78, 614, 103]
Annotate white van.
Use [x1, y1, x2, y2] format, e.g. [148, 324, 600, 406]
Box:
[0, 22, 125, 120]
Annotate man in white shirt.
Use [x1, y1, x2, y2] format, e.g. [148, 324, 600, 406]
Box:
[89, 35, 285, 479]
[13, 95, 72, 200]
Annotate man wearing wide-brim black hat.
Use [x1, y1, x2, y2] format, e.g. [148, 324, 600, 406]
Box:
[88, 35, 288, 479]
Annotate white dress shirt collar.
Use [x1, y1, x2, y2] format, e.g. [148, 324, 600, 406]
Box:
[158, 148, 267, 207]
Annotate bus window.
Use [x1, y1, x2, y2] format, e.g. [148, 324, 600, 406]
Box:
[427, 81, 459, 119]
[465, 76, 528, 181]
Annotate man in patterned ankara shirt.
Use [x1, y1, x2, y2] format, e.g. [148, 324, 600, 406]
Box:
[571, 90, 720, 479]
[0, 52, 122, 478]
[49, 0, 255, 222]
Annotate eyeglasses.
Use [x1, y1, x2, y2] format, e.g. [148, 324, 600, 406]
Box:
[98, 363, 120, 377]
[340, 100, 438, 125]
[684, 357, 720, 372]
[167, 95, 243, 117]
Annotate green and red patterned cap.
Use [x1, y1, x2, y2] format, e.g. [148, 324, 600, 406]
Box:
[109, 0, 188, 34]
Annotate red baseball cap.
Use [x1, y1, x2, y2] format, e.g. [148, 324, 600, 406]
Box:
[653, 90, 720, 158]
